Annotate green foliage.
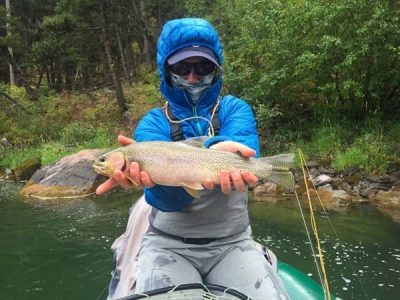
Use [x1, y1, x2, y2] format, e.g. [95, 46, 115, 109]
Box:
[60, 123, 114, 148]
[60, 122, 96, 145]
[1, 127, 115, 169]
[188, 0, 400, 124]
[0, 142, 67, 169]
[332, 147, 369, 172]
[333, 132, 389, 174]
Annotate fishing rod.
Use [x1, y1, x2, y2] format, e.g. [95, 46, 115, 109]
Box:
[296, 149, 369, 299]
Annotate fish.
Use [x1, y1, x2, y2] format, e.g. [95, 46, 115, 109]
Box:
[93, 140, 295, 198]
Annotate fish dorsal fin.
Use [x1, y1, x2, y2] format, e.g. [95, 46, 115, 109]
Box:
[177, 136, 209, 148]
[182, 182, 204, 199]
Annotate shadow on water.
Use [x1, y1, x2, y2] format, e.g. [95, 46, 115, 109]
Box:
[1, 182, 399, 299]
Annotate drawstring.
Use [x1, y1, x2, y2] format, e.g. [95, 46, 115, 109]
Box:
[163, 99, 220, 137]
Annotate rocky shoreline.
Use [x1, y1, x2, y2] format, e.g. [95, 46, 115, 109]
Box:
[254, 159, 400, 222]
[1, 150, 400, 221]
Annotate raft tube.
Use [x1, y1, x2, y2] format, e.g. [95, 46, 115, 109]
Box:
[278, 261, 336, 299]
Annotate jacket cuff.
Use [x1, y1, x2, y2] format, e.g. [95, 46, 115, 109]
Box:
[204, 136, 230, 148]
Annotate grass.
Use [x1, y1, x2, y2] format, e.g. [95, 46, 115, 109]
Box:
[264, 119, 400, 175]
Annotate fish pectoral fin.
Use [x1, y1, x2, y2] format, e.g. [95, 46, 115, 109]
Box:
[182, 182, 204, 199]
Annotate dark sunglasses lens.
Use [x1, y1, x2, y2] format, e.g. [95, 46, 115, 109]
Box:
[169, 62, 216, 76]
[194, 63, 216, 76]
[170, 62, 191, 76]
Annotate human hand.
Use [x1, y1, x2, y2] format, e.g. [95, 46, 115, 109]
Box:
[202, 141, 259, 194]
[96, 135, 155, 195]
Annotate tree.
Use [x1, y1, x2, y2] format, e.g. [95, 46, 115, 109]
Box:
[6, 0, 15, 84]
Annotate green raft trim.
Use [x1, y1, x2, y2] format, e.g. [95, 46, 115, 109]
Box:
[278, 261, 337, 300]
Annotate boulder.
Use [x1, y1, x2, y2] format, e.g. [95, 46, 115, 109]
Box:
[253, 182, 282, 196]
[302, 188, 352, 209]
[314, 174, 333, 187]
[20, 149, 107, 199]
[370, 190, 400, 222]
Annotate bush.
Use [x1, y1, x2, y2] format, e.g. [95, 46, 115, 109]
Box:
[60, 123, 96, 145]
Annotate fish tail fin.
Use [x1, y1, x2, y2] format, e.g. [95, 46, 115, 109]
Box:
[258, 153, 295, 169]
[268, 171, 295, 191]
[257, 153, 295, 190]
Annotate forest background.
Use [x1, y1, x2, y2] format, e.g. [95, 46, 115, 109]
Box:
[0, 0, 399, 175]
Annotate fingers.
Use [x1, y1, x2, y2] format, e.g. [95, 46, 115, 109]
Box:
[218, 170, 259, 195]
[210, 141, 256, 158]
[140, 171, 155, 188]
[129, 162, 142, 187]
[117, 135, 134, 145]
[241, 171, 259, 187]
[220, 171, 232, 194]
[230, 170, 245, 192]
[113, 169, 135, 189]
[238, 147, 256, 158]
[203, 178, 215, 190]
[96, 177, 119, 195]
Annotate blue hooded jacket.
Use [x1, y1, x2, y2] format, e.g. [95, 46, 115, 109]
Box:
[134, 18, 260, 211]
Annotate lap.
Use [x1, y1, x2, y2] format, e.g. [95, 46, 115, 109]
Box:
[204, 240, 289, 300]
[135, 246, 202, 294]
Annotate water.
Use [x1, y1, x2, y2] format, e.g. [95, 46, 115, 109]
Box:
[1, 182, 399, 299]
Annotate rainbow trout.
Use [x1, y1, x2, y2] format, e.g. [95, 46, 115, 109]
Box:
[93, 140, 295, 198]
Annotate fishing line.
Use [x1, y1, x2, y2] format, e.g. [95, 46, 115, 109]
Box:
[298, 150, 369, 299]
[294, 182, 326, 297]
[298, 149, 331, 300]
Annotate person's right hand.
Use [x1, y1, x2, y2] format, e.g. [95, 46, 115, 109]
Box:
[96, 135, 155, 195]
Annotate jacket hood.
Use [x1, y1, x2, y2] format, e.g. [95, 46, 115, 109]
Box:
[157, 18, 223, 116]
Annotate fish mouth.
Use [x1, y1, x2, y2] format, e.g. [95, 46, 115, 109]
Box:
[93, 162, 114, 176]
[93, 155, 128, 176]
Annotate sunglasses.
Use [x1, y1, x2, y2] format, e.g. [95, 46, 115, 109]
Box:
[168, 61, 216, 76]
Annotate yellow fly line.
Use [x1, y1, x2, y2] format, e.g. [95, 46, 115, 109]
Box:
[298, 149, 332, 300]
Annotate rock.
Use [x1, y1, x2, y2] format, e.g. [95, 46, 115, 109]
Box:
[314, 174, 333, 187]
[318, 166, 335, 175]
[295, 175, 314, 195]
[392, 179, 400, 191]
[308, 167, 320, 178]
[253, 182, 282, 196]
[355, 179, 385, 198]
[318, 184, 333, 191]
[387, 161, 400, 174]
[20, 149, 107, 199]
[301, 188, 351, 209]
[370, 190, 400, 221]
[1, 137, 12, 149]
[367, 175, 397, 184]
[343, 175, 362, 186]
[306, 160, 320, 168]
[13, 157, 41, 181]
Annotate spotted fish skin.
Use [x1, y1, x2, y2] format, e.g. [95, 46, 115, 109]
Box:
[93, 141, 295, 191]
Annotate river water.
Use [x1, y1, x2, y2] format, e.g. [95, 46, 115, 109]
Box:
[0, 182, 399, 299]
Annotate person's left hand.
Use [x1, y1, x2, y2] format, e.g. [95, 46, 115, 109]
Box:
[202, 141, 259, 194]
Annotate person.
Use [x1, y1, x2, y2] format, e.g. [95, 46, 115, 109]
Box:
[97, 18, 289, 300]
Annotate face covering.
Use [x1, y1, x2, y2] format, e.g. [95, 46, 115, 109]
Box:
[170, 72, 214, 104]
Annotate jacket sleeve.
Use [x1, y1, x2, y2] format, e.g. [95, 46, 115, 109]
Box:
[204, 96, 260, 158]
[134, 108, 194, 212]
